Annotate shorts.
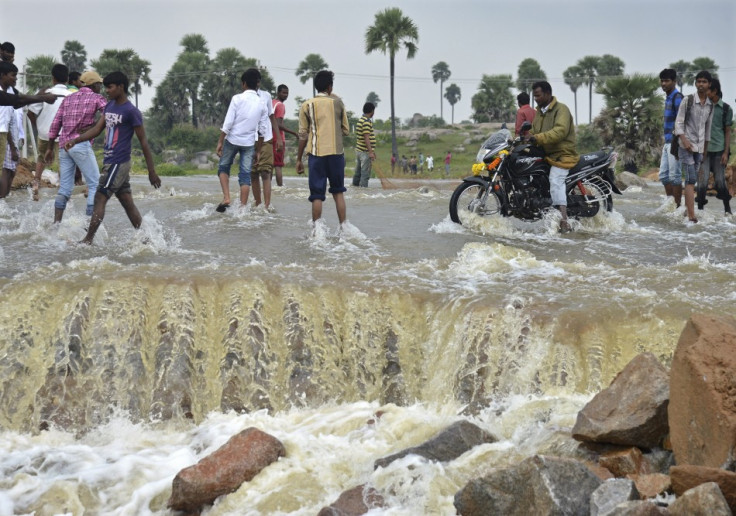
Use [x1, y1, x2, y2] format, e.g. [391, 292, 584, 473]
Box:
[308, 154, 346, 202]
[98, 161, 132, 198]
[254, 141, 274, 175]
[678, 148, 702, 185]
[273, 139, 285, 167]
[38, 139, 57, 163]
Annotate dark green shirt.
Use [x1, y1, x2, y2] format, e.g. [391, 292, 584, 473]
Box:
[709, 100, 733, 153]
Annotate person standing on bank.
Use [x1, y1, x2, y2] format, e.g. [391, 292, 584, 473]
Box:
[296, 70, 349, 225]
[352, 102, 376, 188]
[66, 72, 161, 244]
[697, 77, 732, 215]
[658, 68, 684, 208]
[673, 70, 714, 223]
[528, 80, 579, 233]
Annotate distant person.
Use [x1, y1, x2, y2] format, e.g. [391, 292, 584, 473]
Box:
[410, 155, 417, 174]
[0, 42, 14, 63]
[0, 62, 20, 198]
[214, 68, 269, 212]
[515, 91, 535, 137]
[418, 151, 424, 173]
[658, 68, 684, 208]
[391, 153, 396, 174]
[272, 84, 297, 187]
[46, 70, 106, 222]
[67, 71, 82, 92]
[697, 77, 731, 214]
[27, 63, 72, 201]
[426, 154, 433, 171]
[673, 71, 714, 223]
[444, 151, 451, 176]
[296, 70, 349, 225]
[401, 155, 408, 173]
[352, 101, 376, 188]
[65, 72, 161, 244]
[250, 71, 282, 211]
[528, 80, 579, 233]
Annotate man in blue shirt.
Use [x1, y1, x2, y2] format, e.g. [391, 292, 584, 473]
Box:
[659, 68, 684, 207]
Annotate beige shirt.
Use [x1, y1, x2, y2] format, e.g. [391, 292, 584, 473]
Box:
[674, 94, 713, 154]
[298, 93, 349, 156]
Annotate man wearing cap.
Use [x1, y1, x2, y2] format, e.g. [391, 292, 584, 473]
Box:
[46, 70, 106, 222]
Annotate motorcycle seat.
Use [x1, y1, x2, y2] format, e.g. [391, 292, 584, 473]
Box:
[569, 151, 609, 173]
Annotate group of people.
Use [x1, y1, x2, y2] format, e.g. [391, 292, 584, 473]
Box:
[391, 153, 437, 175]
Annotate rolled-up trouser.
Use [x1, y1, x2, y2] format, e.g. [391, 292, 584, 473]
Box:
[697, 151, 731, 203]
[678, 148, 701, 185]
[550, 166, 569, 206]
[658, 142, 682, 186]
[352, 150, 372, 187]
[56, 141, 99, 215]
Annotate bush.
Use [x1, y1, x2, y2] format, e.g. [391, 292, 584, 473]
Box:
[576, 124, 603, 154]
[156, 163, 187, 176]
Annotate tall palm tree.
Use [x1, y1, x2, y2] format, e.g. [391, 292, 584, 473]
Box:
[296, 53, 329, 96]
[174, 34, 210, 128]
[366, 91, 380, 107]
[516, 57, 546, 107]
[60, 40, 86, 73]
[23, 54, 56, 93]
[431, 61, 451, 120]
[444, 83, 461, 124]
[365, 7, 419, 159]
[91, 49, 152, 107]
[668, 60, 691, 92]
[563, 65, 585, 125]
[577, 55, 600, 124]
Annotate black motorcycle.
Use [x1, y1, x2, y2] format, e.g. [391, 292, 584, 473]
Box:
[449, 124, 621, 224]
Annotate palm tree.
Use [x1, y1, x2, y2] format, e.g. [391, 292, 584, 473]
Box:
[668, 60, 691, 92]
[595, 54, 625, 91]
[691, 57, 719, 83]
[516, 58, 546, 107]
[366, 91, 380, 107]
[296, 53, 329, 96]
[471, 74, 515, 123]
[173, 34, 210, 128]
[365, 7, 419, 159]
[431, 61, 451, 120]
[91, 49, 152, 107]
[444, 83, 461, 124]
[576, 55, 600, 124]
[179, 33, 209, 54]
[23, 55, 56, 93]
[60, 40, 86, 73]
[563, 65, 585, 125]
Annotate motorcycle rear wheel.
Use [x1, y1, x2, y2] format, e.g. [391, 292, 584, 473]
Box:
[449, 182, 502, 224]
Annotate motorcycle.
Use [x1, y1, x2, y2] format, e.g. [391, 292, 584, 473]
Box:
[449, 123, 621, 225]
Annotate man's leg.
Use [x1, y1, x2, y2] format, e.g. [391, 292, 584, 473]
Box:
[332, 192, 346, 224]
[217, 140, 238, 206]
[274, 166, 283, 187]
[261, 171, 272, 208]
[696, 153, 712, 210]
[683, 152, 701, 222]
[33, 139, 48, 200]
[311, 199, 323, 221]
[81, 191, 110, 244]
[251, 171, 262, 205]
[550, 166, 571, 231]
[352, 153, 363, 187]
[0, 168, 15, 198]
[218, 172, 231, 204]
[710, 153, 731, 213]
[71, 142, 100, 216]
[54, 148, 77, 222]
[117, 191, 142, 228]
[237, 145, 254, 208]
[659, 144, 674, 200]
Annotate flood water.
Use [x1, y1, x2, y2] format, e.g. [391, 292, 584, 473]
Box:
[1, 175, 734, 515]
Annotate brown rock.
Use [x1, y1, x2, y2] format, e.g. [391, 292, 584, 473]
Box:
[168, 427, 285, 513]
[317, 484, 385, 516]
[600, 447, 651, 478]
[608, 500, 668, 515]
[670, 464, 736, 512]
[585, 460, 615, 481]
[572, 353, 670, 448]
[668, 314, 736, 469]
[10, 158, 35, 189]
[626, 473, 671, 499]
[668, 481, 732, 516]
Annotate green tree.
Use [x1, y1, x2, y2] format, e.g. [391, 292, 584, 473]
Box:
[593, 74, 662, 172]
[148, 75, 190, 133]
[576, 55, 600, 124]
[91, 49, 152, 107]
[23, 55, 56, 93]
[431, 61, 451, 120]
[444, 83, 461, 124]
[471, 74, 514, 123]
[172, 34, 210, 128]
[668, 59, 691, 91]
[60, 40, 86, 73]
[366, 91, 380, 107]
[365, 7, 419, 159]
[691, 56, 719, 82]
[596, 54, 625, 83]
[563, 65, 585, 125]
[516, 58, 546, 102]
[296, 53, 329, 97]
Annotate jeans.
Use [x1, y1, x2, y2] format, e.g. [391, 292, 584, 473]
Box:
[352, 151, 372, 187]
[658, 143, 682, 186]
[697, 152, 731, 203]
[550, 166, 568, 206]
[678, 148, 701, 185]
[56, 141, 99, 214]
[217, 139, 254, 186]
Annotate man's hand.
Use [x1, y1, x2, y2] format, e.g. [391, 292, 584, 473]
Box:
[44, 148, 53, 164]
[18, 138, 24, 150]
[64, 138, 77, 151]
[296, 158, 304, 175]
[275, 138, 283, 152]
[41, 93, 57, 104]
[10, 148, 18, 162]
[721, 151, 729, 167]
[216, 141, 223, 158]
[368, 150, 376, 161]
[149, 170, 161, 189]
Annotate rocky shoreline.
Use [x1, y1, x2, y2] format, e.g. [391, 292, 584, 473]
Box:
[165, 313, 736, 515]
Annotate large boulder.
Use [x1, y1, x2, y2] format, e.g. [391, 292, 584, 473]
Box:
[454, 455, 601, 516]
[615, 171, 649, 190]
[572, 353, 670, 448]
[607, 500, 667, 515]
[668, 481, 732, 516]
[600, 448, 651, 477]
[317, 484, 385, 516]
[374, 420, 497, 469]
[168, 427, 285, 513]
[670, 465, 736, 512]
[590, 478, 641, 516]
[668, 314, 736, 469]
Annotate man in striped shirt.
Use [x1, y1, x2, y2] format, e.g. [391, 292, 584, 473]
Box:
[296, 70, 350, 225]
[352, 102, 376, 188]
[659, 68, 684, 207]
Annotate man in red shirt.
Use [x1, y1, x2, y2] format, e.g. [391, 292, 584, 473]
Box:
[272, 84, 297, 187]
[515, 92, 535, 138]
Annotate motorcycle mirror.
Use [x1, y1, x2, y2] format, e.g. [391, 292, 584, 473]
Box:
[521, 121, 532, 131]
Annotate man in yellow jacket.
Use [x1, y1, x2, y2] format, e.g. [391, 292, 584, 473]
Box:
[528, 81, 579, 233]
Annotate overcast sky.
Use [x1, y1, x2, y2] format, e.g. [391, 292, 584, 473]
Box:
[2, 0, 734, 125]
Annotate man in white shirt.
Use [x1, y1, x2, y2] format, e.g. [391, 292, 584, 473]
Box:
[214, 68, 269, 212]
[250, 71, 283, 212]
[27, 64, 72, 200]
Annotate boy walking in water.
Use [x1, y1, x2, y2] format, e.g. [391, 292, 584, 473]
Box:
[65, 72, 161, 244]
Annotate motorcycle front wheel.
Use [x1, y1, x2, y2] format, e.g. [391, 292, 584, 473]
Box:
[449, 182, 502, 224]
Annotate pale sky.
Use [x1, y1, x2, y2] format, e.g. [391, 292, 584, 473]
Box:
[2, 0, 735, 125]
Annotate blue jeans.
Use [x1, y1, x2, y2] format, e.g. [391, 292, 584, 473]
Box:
[678, 148, 701, 185]
[658, 143, 682, 186]
[56, 141, 99, 215]
[217, 139, 254, 186]
[352, 151, 372, 187]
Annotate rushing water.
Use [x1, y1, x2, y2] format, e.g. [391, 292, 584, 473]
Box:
[1, 175, 734, 515]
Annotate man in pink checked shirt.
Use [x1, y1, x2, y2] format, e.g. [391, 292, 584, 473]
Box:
[46, 70, 106, 223]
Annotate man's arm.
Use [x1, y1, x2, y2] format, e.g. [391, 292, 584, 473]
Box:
[296, 103, 309, 174]
[64, 116, 105, 150]
[534, 105, 573, 146]
[362, 124, 376, 161]
[269, 113, 283, 152]
[723, 112, 732, 166]
[675, 96, 693, 151]
[277, 117, 297, 137]
[134, 125, 161, 189]
[0, 91, 56, 109]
